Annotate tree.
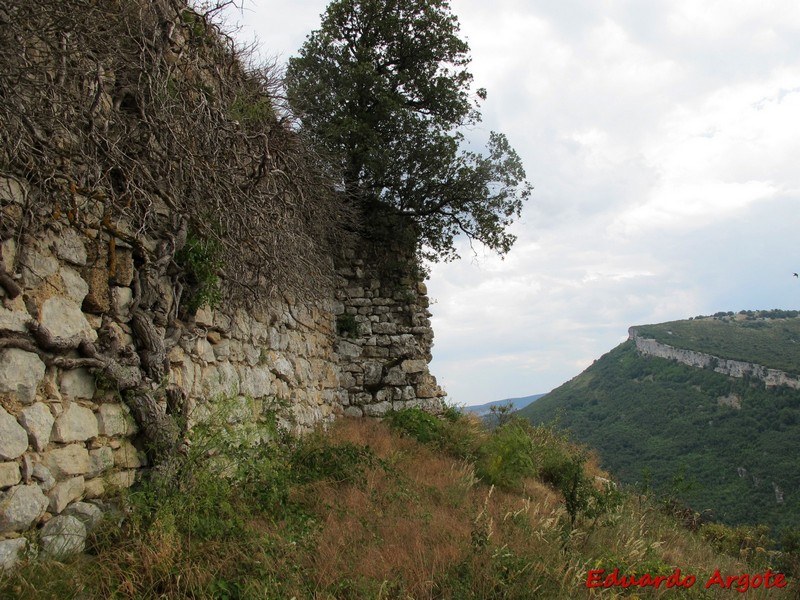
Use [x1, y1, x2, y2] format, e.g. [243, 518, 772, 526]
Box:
[286, 0, 532, 262]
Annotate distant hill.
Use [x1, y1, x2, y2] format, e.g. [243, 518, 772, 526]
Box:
[464, 394, 545, 417]
[519, 311, 800, 533]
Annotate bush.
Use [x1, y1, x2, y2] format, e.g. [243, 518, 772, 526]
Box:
[476, 419, 536, 490]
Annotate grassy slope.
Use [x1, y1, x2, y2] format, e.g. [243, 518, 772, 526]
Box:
[519, 340, 800, 532]
[2, 413, 796, 599]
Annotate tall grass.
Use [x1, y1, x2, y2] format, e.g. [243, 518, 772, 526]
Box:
[1, 405, 796, 599]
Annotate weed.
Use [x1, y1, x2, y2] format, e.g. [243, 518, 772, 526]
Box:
[175, 234, 224, 313]
[336, 312, 360, 337]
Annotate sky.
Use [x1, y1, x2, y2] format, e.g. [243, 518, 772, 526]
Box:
[218, 0, 800, 406]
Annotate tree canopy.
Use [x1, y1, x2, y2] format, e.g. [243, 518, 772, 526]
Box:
[286, 0, 532, 262]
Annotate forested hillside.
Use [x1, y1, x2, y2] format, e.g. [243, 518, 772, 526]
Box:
[519, 319, 800, 534]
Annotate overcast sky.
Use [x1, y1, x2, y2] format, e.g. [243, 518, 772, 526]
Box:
[221, 0, 800, 406]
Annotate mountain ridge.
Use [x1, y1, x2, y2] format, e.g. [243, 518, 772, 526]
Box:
[518, 312, 800, 533]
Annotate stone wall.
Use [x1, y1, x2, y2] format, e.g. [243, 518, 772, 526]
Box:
[0, 177, 445, 568]
[628, 328, 800, 390]
[334, 248, 446, 418]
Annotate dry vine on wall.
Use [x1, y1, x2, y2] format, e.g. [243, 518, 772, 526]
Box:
[0, 0, 355, 469]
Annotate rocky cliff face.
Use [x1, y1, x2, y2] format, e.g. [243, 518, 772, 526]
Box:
[628, 327, 800, 390]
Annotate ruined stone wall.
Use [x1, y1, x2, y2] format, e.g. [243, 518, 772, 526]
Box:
[628, 328, 800, 390]
[0, 177, 445, 566]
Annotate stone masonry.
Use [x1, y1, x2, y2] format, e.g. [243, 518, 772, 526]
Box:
[0, 175, 445, 567]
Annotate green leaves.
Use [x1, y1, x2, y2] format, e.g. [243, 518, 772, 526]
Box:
[286, 0, 531, 261]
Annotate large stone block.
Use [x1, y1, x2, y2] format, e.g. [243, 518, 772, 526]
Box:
[0, 407, 29, 460]
[0, 299, 29, 333]
[81, 266, 111, 314]
[87, 446, 114, 478]
[32, 464, 56, 492]
[52, 403, 98, 443]
[113, 440, 145, 469]
[43, 444, 90, 478]
[19, 403, 54, 452]
[0, 463, 21, 489]
[0, 349, 46, 405]
[63, 501, 104, 531]
[0, 484, 48, 533]
[0, 538, 27, 571]
[39, 297, 97, 341]
[59, 368, 96, 400]
[59, 266, 89, 304]
[96, 403, 136, 437]
[362, 401, 392, 417]
[48, 476, 85, 513]
[40, 514, 86, 558]
[52, 227, 87, 266]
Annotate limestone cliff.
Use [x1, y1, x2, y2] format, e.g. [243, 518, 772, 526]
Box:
[628, 327, 800, 390]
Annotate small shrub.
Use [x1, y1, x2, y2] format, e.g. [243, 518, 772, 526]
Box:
[336, 313, 360, 337]
[476, 419, 536, 490]
[384, 407, 445, 445]
[175, 234, 224, 313]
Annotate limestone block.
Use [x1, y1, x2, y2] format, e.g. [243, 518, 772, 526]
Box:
[0, 298, 30, 333]
[32, 464, 56, 492]
[293, 357, 313, 384]
[0, 176, 28, 204]
[113, 440, 145, 469]
[169, 359, 195, 396]
[19, 247, 59, 287]
[243, 344, 260, 366]
[59, 368, 96, 400]
[401, 359, 428, 374]
[110, 245, 134, 286]
[39, 297, 97, 341]
[52, 227, 87, 266]
[238, 365, 271, 399]
[364, 360, 383, 385]
[111, 286, 133, 319]
[0, 463, 21, 489]
[81, 266, 110, 313]
[194, 305, 215, 328]
[83, 478, 104, 499]
[52, 404, 98, 443]
[265, 352, 294, 383]
[0, 349, 46, 405]
[344, 406, 364, 418]
[106, 470, 136, 490]
[362, 401, 392, 417]
[269, 329, 290, 351]
[48, 476, 85, 513]
[43, 445, 90, 479]
[0, 484, 48, 533]
[87, 447, 114, 478]
[0, 407, 29, 460]
[336, 340, 361, 359]
[40, 514, 86, 558]
[63, 501, 103, 531]
[96, 403, 135, 437]
[212, 338, 230, 360]
[383, 366, 406, 386]
[194, 338, 216, 363]
[217, 362, 240, 395]
[0, 538, 27, 571]
[59, 267, 89, 303]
